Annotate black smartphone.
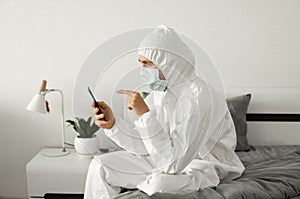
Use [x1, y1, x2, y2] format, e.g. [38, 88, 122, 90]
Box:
[88, 87, 106, 121]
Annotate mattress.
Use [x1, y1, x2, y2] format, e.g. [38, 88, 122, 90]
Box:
[115, 145, 300, 199]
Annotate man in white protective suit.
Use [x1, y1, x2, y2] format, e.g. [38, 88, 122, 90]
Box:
[84, 25, 245, 199]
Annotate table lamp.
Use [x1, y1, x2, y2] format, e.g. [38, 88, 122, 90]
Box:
[26, 80, 70, 157]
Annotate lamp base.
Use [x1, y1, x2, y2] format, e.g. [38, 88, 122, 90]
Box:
[41, 148, 71, 157]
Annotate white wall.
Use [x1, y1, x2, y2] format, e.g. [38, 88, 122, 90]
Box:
[0, 0, 299, 198]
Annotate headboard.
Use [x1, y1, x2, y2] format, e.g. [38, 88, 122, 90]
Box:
[247, 113, 300, 122]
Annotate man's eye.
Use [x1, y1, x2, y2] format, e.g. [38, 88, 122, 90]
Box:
[138, 60, 153, 66]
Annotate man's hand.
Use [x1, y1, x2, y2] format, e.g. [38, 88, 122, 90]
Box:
[92, 101, 115, 129]
[117, 89, 150, 117]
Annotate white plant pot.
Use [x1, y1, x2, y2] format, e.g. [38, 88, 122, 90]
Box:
[74, 135, 99, 158]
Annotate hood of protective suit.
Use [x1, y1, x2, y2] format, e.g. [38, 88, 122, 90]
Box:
[138, 25, 197, 89]
[138, 25, 228, 159]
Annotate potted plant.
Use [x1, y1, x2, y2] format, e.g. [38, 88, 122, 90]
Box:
[66, 116, 100, 158]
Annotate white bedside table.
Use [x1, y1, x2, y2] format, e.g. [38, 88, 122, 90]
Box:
[26, 147, 104, 199]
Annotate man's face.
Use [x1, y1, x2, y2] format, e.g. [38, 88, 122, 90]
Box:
[138, 55, 166, 80]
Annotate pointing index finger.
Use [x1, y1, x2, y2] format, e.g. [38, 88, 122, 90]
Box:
[116, 89, 135, 96]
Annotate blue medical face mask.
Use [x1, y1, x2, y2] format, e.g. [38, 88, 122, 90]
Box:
[140, 67, 168, 91]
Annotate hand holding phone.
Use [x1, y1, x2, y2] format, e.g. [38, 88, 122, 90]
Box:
[88, 87, 106, 121]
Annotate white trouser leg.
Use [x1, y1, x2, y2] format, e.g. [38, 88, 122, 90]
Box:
[84, 158, 121, 199]
[84, 151, 154, 199]
[137, 159, 220, 196]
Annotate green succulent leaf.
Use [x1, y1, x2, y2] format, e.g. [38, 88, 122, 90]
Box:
[91, 122, 100, 134]
[66, 120, 77, 131]
[66, 116, 100, 138]
[87, 116, 92, 126]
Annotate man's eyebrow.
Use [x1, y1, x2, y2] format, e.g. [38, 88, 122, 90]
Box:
[138, 58, 154, 64]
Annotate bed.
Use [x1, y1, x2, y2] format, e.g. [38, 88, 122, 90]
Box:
[115, 145, 300, 199]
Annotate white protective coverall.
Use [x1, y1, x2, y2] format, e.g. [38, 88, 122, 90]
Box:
[84, 25, 245, 199]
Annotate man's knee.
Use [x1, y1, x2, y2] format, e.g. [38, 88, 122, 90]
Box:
[92, 153, 111, 167]
[88, 156, 108, 180]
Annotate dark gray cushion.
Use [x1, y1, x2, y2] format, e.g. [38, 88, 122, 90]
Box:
[226, 94, 251, 151]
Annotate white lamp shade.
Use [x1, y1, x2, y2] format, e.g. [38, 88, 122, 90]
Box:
[26, 93, 47, 113]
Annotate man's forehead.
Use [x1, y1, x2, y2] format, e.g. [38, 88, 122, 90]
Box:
[138, 55, 152, 62]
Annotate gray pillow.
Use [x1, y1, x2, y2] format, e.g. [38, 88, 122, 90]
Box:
[226, 94, 251, 151]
